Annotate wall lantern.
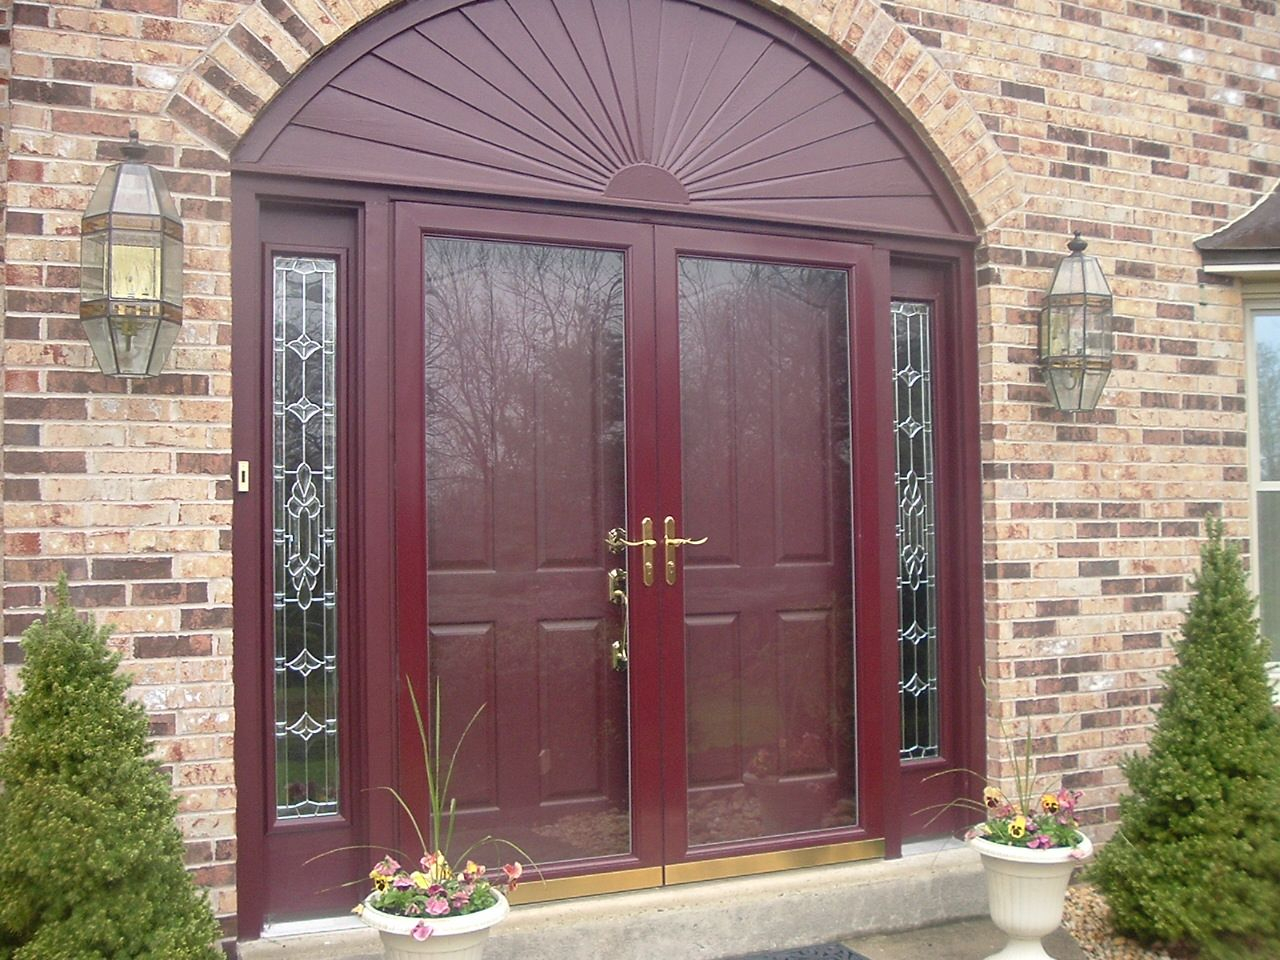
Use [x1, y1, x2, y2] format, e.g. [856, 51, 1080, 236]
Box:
[1038, 232, 1114, 412]
[80, 131, 183, 378]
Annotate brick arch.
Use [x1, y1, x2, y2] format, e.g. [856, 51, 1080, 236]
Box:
[162, 0, 1020, 231]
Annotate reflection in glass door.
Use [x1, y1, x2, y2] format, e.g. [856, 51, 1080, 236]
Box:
[422, 236, 633, 866]
[677, 257, 856, 848]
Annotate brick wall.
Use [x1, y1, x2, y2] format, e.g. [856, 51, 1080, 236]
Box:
[0, 0, 1277, 929]
[884, 0, 1277, 831]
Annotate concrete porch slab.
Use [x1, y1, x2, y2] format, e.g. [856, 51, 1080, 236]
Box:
[237, 845, 986, 960]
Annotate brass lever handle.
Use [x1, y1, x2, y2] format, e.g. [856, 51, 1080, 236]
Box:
[604, 518, 656, 586]
[663, 516, 708, 586]
[605, 527, 655, 551]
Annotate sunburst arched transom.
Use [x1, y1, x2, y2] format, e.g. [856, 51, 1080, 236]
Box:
[246, 0, 964, 235]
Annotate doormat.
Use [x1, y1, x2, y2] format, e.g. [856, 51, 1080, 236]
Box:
[727, 946, 870, 960]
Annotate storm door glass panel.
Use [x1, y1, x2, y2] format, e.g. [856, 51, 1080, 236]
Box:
[893, 300, 939, 760]
[423, 236, 630, 865]
[679, 257, 856, 846]
[1252, 312, 1280, 662]
[273, 256, 340, 819]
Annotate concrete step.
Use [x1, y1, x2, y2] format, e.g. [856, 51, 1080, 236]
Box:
[238, 844, 986, 960]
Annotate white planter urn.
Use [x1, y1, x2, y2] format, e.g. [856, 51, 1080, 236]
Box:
[358, 892, 509, 960]
[967, 831, 1093, 960]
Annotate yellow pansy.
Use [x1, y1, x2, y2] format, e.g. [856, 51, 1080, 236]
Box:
[983, 787, 1008, 810]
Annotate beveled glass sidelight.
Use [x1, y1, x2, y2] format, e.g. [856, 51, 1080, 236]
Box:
[80, 131, 184, 377]
[892, 300, 939, 760]
[1038, 233, 1113, 412]
[273, 255, 340, 819]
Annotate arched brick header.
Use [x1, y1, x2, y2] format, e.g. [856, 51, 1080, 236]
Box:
[162, 0, 1021, 231]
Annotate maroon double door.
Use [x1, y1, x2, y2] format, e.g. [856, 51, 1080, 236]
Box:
[393, 202, 889, 889]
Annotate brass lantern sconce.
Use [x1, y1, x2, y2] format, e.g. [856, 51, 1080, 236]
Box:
[80, 131, 183, 378]
[1038, 232, 1114, 412]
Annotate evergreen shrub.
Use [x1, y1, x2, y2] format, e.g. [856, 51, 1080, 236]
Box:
[1091, 518, 1280, 959]
[0, 578, 222, 960]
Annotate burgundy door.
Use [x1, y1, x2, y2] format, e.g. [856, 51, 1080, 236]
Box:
[656, 230, 873, 865]
[392, 206, 888, 885]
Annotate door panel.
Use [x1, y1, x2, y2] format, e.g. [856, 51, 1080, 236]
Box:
[675, 255, 856, 849]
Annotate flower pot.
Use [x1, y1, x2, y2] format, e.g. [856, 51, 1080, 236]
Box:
[967, 831, 1093, 960]
[358, 892, 509, 960]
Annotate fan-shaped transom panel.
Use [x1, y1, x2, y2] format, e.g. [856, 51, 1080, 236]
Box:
[237, 0, 970, 238]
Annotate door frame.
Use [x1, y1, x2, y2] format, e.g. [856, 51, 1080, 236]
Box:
[231, 175, 983, 938]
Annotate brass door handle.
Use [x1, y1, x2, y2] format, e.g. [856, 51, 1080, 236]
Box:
[663, 516, 708, 586]
[606, 566, 629, 671]
[607, 567, 627, 605]
[605, 518, 656, 586]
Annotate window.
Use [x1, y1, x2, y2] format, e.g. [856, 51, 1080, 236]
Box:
[1246, 296, 1280, 687]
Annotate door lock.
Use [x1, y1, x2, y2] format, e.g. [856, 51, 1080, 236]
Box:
[604, 518, 656, 586]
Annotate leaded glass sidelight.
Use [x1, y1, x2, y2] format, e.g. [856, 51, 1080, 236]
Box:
[893, 300, 939, 760]
[273, 256, 340, 819]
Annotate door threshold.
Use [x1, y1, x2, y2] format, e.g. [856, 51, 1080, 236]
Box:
[259, 914, 366, 938]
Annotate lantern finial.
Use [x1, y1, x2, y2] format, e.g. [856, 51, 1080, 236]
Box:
[122, 130, 147, 161]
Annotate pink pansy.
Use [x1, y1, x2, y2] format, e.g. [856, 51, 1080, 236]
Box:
[1027, 834, 1054, 849]
[1069, 846, 1089, 860]
[371, 856, 400, 877]
[393, 875, 414, 889]
[411, 922, 433, 941]
[426, 897, 451, 917]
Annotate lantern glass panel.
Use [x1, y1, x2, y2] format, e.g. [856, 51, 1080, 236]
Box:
[108, 314, 160, 376]
[81, 230, 107, 303]
[145, 318, 183, 377]
[163, 232, 183, 306]
[81, 316, 118, 376]
[1079, 366, 1109, 411]
[109, 229, 165, 302]
[111, 164, 163, 216]
[1084, 296, 1113, 357]
[83, 167, 121, 219]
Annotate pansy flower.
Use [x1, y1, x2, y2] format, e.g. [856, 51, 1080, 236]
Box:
[411, 921, 433, 941]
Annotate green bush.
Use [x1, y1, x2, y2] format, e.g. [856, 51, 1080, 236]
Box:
[1091, 518, 1280, 959]
[0, 578, 222, 960]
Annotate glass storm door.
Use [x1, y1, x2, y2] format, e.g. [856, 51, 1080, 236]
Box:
[662, 237, 857, 864]
[393, 206, 878, 891]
